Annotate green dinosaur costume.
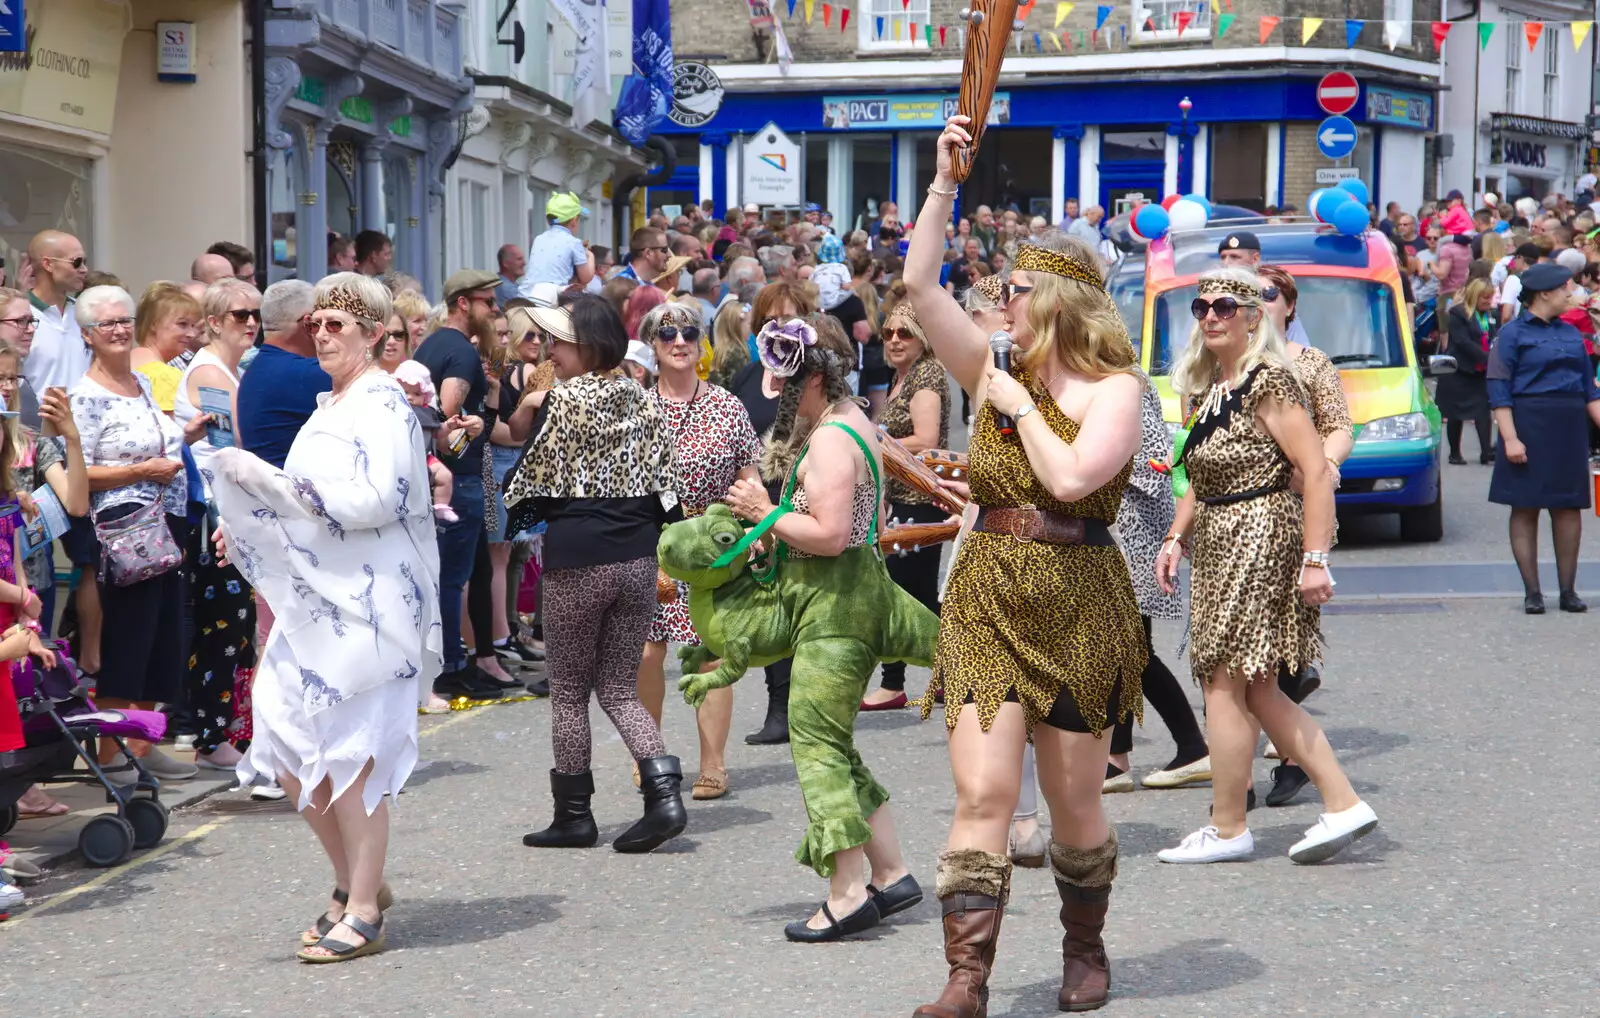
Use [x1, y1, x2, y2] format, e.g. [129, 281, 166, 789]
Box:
[658, 423, 941, 877]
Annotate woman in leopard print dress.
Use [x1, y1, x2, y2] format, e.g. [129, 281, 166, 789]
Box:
[1154, 267, 1377, 867]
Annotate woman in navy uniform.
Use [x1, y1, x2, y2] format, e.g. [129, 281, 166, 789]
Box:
[1487, 263, 1600, 614]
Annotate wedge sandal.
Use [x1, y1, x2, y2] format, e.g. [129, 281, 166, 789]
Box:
[297, 911, 385, 963]
[301, 884, 393, 946]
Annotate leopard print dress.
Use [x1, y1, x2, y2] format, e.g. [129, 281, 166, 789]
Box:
[1184, 363, 1321, 684]
[928, 365, 1147, 734]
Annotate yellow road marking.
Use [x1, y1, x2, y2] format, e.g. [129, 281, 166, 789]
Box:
[4, 699, 493, 927]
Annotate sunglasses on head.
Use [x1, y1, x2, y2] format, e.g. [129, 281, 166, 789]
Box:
[656, 325, 702, 344]
[1260, 285, 1280, 303]
[226, 308, 262, 324]
[882, 326, 917, 341]
[1191, 297, 1243, 320]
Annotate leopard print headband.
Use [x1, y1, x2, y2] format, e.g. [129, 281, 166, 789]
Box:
[971, 274, 1006, 304]
[1196, 277, 1263, 302]
[885, 299, 920, 330]
[1014, 245, 1105, 290]
[314, 287, 381, 322]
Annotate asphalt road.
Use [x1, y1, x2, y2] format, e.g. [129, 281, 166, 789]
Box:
[3, 459, 1597, 1017]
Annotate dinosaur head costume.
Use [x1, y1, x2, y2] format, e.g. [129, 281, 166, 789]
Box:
[657, 504, 751, 591]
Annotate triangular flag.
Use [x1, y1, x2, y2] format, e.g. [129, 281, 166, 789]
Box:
[1344, 19, 1364, 47]
[1258, 15, 1279, 43]
[1209, 0, 1219, 13]
[1033, 30, 1042, 50]
[1301, 17, 1322, 44]
[1431, 21, 1450, 49]
[820, 2, 830, 27]
[1217, 12, 1234, 36]
[1095, 4, 1111, 31]
[785, 0, 795, 16]
[875, 15, 884, 38]
[902, 0, 909, 7]
[1143, 17, 1155, 32]
[1523, 21, 1543, 51]
[1055, 2, 1074, 29]
[891, 16, 899, 38]
[1383, 20, 1405, 50]
[1176, 10, 1194, 35]
[938, 24, 947, 46]
[1018, 0, 1037, 21]
[925, 23, 933, 46]
[1478, 21, 1494, 49]
[907, 20, 915, 40]
[1575, 21, 1594, 50]
[1049, 30, 1063, 50]
[958, 26, 966, 47]
[1118, 24, 1126, 45]
[839, 7, 849, 31]
[804, 0, 814, 22]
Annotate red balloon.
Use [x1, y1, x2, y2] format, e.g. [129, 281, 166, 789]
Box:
[1161, 194, 1182, 211]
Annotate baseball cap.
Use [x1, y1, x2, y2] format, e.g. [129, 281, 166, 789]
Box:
[625, 340, 658, 375]
[1218, 231, 1261, 253]
[1444, 189, 1465, 202]
[442, 268, 503, 301]
[804, 203, 822, 213]
[546, 192, 589, 222]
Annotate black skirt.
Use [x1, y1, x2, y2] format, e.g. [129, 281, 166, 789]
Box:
[1434, 370, 1490, 422]
[1489, 394, 1592, 509]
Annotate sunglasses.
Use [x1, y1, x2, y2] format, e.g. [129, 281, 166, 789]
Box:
[882, 326, 918, 341]
[49, 256, 86, 270]
[655, 325, 702, 344]
[226, 308, 262, 324]
[307, 318, 356, 335]
[1000, 282, 1034, 304]
[1260, 285, 1281, 303]
[1191, 297, 1243, 320]
[386, 329, 408, 341]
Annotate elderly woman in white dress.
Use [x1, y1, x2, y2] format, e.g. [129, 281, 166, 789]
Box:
[208, 273, 442, 964]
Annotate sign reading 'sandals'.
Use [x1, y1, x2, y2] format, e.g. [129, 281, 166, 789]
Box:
[669, 62, 724, 128]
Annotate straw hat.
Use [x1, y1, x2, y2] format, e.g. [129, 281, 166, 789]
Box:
[653, 255, 692, 290]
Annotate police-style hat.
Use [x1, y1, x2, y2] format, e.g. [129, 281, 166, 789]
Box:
[1218, 231, 1261, 253]
[1519, 263, 1573, 295]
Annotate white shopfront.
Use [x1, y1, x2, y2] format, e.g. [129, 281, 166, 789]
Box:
[1487, 114, 1586, 202]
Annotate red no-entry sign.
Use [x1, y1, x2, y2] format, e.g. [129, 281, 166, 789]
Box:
[1317, 72, 1360, 116]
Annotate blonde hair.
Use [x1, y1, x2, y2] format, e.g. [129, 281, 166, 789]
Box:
[1018, 230, 1135, 380]
[135, 281, 202, 351]
[202, 278, 261, 340]
[392, 288, 431, 325]
[1458, 276, 1496, 314]
[710, 300, 749, 383]
[1477, 230, 1507, 266]
[1168, 266, 1292, 401]
[312, 272, 393, 356]
[505, 305, 544, 364]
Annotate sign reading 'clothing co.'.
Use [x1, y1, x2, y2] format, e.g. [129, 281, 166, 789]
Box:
[0, 0, 128, 135]
[822, 93, 1011, 130]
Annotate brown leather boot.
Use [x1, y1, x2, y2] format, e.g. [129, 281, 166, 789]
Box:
[913, 848, 1011, 1018]
[1048, 831, 1118, 1012]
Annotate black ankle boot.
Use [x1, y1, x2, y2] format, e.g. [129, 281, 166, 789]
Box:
[613, 755, 687, 853]
[745, 666, 790, 745]
[523, 769, 599, 848]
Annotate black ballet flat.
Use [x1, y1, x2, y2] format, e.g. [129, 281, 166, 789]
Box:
[783, 897, 881, 943]
[1524, 593, 1546, 615]
[867, 874, 923, 918]
[1559, 590, 1587, 613]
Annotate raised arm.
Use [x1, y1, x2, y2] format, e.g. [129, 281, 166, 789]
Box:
[903, 116, 993, 398]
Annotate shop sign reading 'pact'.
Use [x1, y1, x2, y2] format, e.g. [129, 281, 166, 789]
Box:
[822, 93, 1011, 130]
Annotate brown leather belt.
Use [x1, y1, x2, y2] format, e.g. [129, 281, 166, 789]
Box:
[973, 506, 1115, 546]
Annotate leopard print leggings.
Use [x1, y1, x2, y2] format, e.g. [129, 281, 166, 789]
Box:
[543, 556, 667, 773]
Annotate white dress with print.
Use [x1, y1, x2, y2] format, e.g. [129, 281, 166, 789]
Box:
[205, 371, 443, 813]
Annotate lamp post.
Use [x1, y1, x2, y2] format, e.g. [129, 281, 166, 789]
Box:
[1177, 97, 1194, 194]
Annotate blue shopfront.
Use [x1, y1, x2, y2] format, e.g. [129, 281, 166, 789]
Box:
[652, 72, 1435, 226]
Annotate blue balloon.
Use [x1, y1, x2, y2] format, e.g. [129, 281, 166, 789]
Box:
[1182, 193, 1213, 218]
[1331, 199, 1370, 236]
[1133, 203, 1171, 241]
[1307, 188, 1331, 222]
[1314, 187, 1353, 222]
[1335, 178, 1370, 206]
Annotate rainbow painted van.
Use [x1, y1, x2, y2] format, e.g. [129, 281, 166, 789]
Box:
[1140, 222, 1445, 542]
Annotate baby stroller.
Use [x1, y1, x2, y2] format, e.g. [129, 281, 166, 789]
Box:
[0, 640, 173, 866]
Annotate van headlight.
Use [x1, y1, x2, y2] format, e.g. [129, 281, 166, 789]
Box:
[1356, 413, 1432, 442]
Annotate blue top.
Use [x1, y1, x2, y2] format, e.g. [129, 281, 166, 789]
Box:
[518, 223, 588, 289]
[1486, 312, 1600, 410]
[237, 343, 332, 469]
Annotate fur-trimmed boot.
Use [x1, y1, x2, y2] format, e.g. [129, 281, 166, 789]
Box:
[913, 848, 1012, 1018]
[1049, 829, 1119, 1012]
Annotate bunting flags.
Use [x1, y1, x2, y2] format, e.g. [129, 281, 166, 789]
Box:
[1258, 15, 1279, 43]
[839, 7, 849, 31]
[1217, 12, 1234, 37]
[1300, 17, 1322, 43]
[1431, 21, 1450, 48]
[908, 19, 915, 39]
[1523, 21, 1543, 50]
[1478, 21, 1494, 49]
[785, 0, 795, 16]
[1383, 20, 1405, 50]
[938, 24, 946, 46]
[1344, 19, 1364, 47]
[875, 15, 884, 38]
[803, 0, 813, 22]
[820, 2, 829, 26]
[1017, 0, 1037, 21]
[1049, 30, 1063, 50]
[1033, 30, 1042, 49]
[1176, 10, 1193, 35]
[1055, 2, 1074, 29]
[1095, 4, 1111, 31]
[1575, 21, 1593, 50]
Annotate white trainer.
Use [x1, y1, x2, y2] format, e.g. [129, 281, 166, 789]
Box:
[1158, 825, 1255, 864]
[1289, 801, 1379, 864]
[1263, 740, 1281, 760]
[0, 880, 24, 910]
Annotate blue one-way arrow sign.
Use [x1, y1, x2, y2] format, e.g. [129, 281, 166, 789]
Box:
[1316, 115, 1357, 159]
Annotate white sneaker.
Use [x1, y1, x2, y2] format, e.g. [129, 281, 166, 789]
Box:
[0, 880, 24, 910]
[1141, 755, 1213, 788]
[1263, 740, 1281, 760]
[1158, 825, 1254, 864]
[1289, 801, 1378, 864]
[250, 783, 287, 801]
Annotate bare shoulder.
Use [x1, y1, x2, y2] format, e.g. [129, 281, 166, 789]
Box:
[1086, 370, 1144, 413]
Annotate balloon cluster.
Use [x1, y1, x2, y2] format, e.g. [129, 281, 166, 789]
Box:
[1128, 193, 1213, 242]
[1308, 178, 1372, 237]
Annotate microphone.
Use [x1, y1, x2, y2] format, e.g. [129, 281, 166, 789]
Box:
[989, 331, 1016, 436]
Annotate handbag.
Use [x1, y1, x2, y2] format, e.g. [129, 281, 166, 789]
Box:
[95, 392, 182, 587]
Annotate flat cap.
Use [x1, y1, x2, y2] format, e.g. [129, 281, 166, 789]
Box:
[442, 268, 503, 301]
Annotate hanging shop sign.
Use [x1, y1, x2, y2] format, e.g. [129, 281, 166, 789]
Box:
[741, 122, 800, 205]
[1365, 86, 1432, 131]
[1496, 137, 1548, 168]
[669, 62, 724, 128]
[821, 92, 1010, 130]
[0, 0, 129, 135]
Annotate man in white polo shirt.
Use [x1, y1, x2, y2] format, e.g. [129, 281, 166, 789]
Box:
[24, 230, 91, 395]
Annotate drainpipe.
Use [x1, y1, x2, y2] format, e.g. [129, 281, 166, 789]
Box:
[249, 0, 268, 290]
[612, 136, 676, 250]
